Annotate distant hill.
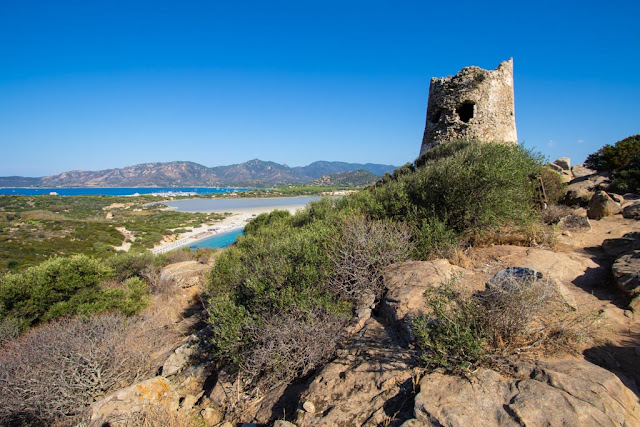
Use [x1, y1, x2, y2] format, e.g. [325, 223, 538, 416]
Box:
[310, 169, 379, 187]
[0, 159, 397, 188]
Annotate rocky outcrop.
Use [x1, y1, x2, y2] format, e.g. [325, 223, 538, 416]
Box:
[553, 157, 571, 171]
[563, 172, 611, 206]
[294, 317, 418, 426]
[571, 164, 596, 178]
[160, 260, 210, 289]
[404, 360, 640, 426]
[380, 259, 474, 343]
[90, 377, 181, 423]
[623, 202, 640, 220]
[587, 190, 622, 219]
[613, 250, 640, 299]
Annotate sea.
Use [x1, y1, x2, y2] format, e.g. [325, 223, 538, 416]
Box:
[0, 187, 251, 196]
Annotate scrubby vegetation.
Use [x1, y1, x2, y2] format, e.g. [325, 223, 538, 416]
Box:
[206, 141, 554, 390]
[0, 313, 170, 425]
[0, 254, 152, 339]
[585, 134, 640, 193]
[412, 273, 597, 374]
[0, 194, 224, 271]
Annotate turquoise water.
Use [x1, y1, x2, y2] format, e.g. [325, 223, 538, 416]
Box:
[189, 228, 244, 249]
[0, 187, 251, 196]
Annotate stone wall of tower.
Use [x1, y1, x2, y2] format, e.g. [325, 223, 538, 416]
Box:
[419, 59, 518, 157]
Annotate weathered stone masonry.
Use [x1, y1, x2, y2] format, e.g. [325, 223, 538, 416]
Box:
[419, 59, 518, 157]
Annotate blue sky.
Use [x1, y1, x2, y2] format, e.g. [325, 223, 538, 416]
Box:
[0, 0, 638, 176]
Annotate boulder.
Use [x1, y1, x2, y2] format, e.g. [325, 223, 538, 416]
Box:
[486, 267, 542, 290]
[587, 190, 621, 220]
[407, 360, 640, 426]
[90, 377, 180, 424]
[623, 202, 640, 220]
[571, 164, 596, 178]
[557, 214, 591, 230]
[563, 172, 612, 206]
[554, 157, 571, 171]
[612, 250, 640, 299]
[548, 163, 564, 173]
[603, 232, 640, 258]
[380, 259, 474, 343]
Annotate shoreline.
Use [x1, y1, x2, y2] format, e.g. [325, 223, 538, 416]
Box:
[150, 203, 310, 254]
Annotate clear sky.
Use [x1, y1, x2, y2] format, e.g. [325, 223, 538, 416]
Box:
[1, 0, 638, 176]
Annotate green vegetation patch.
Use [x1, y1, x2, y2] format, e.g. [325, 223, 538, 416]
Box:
[0, 255, 149, 334]
[585, 134, 640, 193]
[207, 142, 550, 387]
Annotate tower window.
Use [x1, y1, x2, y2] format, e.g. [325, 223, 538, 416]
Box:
[456, 101, 475, 123]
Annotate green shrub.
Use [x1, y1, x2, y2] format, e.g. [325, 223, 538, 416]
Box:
[585, 134, 640, 172]
[107, 252, 154, 281]
[206, 141, 548, 386]
[585, 135, 640, 193]
[539, 166, 567, 204]
[412, 282, 486, 374]
[0, 255, 148, 331]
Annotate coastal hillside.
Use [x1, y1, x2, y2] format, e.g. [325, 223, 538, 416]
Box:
[310, 169, 379, 187]
[0, 159, 397, 188]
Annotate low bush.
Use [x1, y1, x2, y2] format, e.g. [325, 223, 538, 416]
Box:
[413, 273, 597, 373]
[107, 252, 155, 281]
[0, 313, 158, 425]
[412, 282, 486, 374]
[0, 255, 149, 334]
[585, 134, 640, 192]
[329, 217, 413, 304]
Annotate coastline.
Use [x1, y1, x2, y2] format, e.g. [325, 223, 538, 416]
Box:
[151, 203, 309, 254]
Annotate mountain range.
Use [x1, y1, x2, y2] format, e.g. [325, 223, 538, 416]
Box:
[0, 159, 397, 188]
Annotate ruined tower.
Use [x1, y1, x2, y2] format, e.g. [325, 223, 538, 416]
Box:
[418, 59, 518, 157]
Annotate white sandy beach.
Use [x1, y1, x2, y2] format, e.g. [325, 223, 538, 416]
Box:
[151, 203, 309, 254]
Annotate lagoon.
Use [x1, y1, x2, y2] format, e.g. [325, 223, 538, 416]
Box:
[159, 196, 324, 213]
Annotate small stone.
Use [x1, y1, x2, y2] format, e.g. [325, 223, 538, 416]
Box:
[562, 231, 571, 237]
[201, 407, 223, 426]
[303, 400, 316, 414]
[274, 421, 298, 427]
[181, 391, 204, 410]
[624, 310, 633, 318]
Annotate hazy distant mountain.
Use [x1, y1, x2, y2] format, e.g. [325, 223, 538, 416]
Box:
[293, 161, 397, 180]
[0, 159, 397, 188]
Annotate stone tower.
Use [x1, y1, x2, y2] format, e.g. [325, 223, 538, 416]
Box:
[418, 59, 518, 157]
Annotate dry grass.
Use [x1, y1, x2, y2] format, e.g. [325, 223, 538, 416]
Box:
[477, 272, 599, 357]
[329, 217, 413, 304]
[465, 222, 558, 249]
[82, 404, 205, 427]
[0, 311, 181, 425]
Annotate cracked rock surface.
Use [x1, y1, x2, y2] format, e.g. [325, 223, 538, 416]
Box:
[404, 360, 640, 426]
